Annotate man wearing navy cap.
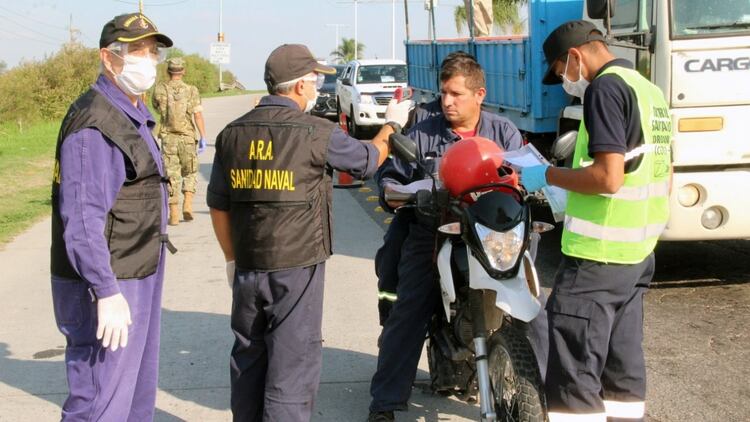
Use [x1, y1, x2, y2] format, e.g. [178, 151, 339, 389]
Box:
[50, 12, 175, 421]
[520, 20, 672, 422]
[208, 43, 412, 421]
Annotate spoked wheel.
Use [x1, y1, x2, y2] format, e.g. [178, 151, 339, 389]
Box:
[488, 324, 546, 422]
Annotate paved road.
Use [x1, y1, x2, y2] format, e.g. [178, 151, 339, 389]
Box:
[0, 94, 748, 421]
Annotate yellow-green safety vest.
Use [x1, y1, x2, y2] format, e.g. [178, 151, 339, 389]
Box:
[562, 66, 672, 264]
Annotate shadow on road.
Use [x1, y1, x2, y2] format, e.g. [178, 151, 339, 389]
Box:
[1, 308, 476, 420]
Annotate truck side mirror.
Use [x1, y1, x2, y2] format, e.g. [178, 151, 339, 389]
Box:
[551, 130, 578, 161]
[587, 0, 615, 20]
[341, 78, 351, 86]
[389, 133, 418, 163]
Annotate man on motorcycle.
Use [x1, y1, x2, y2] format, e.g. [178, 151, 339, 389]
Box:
[374, 50, 477, 332]
[368, 55, 548, 422]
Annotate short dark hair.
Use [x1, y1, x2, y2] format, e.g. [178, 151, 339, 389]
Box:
[441, 50, 477, 70]
[440, 55, 485, 91]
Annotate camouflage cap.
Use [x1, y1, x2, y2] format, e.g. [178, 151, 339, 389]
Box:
[167, 57, 185, 73]
[99, 13, 173, 48]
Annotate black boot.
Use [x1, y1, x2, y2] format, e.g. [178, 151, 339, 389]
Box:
[367, 411, 395, 422]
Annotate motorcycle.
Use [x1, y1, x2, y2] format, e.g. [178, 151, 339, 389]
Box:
[385, 134, 553, 422]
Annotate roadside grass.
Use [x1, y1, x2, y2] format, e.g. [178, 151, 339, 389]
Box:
[0, 121, 59, 247]
[201, 89, 266, 98]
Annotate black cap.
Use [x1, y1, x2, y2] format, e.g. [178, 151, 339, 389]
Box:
[99, 13, 173, 49]
[264, 44, 336, 91]
[542, 20, 604, 85]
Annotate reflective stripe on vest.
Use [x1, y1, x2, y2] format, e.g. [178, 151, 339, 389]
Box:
[565, 215, 666, 243]
[601, 180, 670, 201]
[603, 400, 646, 419]
[562, 66, 672, 264]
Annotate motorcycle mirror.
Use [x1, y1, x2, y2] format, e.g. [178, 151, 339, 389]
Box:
[532, 221, 555, 233]
[437, 222, 461, 235]
[550, 130, 578, 161]
[389, 133, 418, 163]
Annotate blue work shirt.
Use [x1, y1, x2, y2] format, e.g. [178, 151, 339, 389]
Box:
[207, 95, 381, 210]
[377, 110, 523, 212]
[53, 74, 167, 298]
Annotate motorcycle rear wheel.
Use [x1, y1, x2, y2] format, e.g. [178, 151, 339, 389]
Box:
[488, 324, 546, 422]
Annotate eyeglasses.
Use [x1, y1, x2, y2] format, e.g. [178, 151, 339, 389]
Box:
[303, 73, 325, 90]
[108, 43, 167, 64]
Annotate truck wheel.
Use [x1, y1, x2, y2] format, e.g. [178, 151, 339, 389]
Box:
[488, 323, 546, 422]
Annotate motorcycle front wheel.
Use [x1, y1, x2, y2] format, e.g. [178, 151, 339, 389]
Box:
[488, 323, 546, 422]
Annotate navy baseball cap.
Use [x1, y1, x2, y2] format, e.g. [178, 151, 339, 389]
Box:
[264, 44, 336, 91]
[542, 20, 605, 85]
[99, 13, 173, 48]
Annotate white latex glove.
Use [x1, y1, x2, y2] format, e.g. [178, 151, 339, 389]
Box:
[96, 293, 132, 352]
[226, 260, 235, 289]
[384, 98, 414, 128]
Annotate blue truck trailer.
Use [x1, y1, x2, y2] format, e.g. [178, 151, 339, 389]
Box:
[406, 0, 583, 139]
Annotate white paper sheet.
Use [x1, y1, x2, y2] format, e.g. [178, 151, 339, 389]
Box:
[504, 144, 568, 222]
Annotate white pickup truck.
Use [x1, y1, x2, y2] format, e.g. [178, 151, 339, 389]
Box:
[335, 59, 407, 137]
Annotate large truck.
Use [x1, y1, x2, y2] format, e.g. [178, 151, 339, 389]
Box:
[405, 0, 750, 241]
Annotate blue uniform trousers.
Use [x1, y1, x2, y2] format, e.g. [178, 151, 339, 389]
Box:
[230, 263, 325, 422]
[370, 222, 439, 412]
[545, 253, 655, 421]
[51, 266, 164, 422]
[374, 211, 414, 326]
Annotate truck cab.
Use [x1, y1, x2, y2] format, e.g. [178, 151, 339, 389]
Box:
[336, 59, 407, 137]
[577, 0, 750, 240]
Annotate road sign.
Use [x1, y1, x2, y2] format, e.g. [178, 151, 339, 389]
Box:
[210, 42, 231, 64]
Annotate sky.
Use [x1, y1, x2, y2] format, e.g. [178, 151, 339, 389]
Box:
[0, 0, 482, 90]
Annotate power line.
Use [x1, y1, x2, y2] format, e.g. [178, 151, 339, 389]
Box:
[0, 14, 64, 44]
[0, 27, 60, 46]
[0, 5, 69, 31]
[112, 0, 190, 6]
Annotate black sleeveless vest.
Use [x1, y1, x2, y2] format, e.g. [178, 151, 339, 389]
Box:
[51, 88, 166, 280]
[217, 104, 335, 271]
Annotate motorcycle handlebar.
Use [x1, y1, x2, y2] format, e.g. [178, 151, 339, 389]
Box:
[384, 191, 417, 203]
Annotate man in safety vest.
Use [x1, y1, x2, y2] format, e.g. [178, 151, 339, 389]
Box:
[520, 20, 672, 422]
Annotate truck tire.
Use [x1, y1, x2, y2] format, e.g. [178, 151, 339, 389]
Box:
[488, 323, 546, 422]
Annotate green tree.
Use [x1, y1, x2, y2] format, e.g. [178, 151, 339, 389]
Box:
[155, 48, 238, 94]
[330, 38, 365, 63]
[454, 0, 526, 36]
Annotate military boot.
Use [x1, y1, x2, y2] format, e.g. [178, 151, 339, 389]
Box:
[169, 204, 180, 226]
[183, 191, 194, 221]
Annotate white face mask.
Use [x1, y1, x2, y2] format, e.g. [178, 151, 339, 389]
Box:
[303, 80, 319, 113]
[561, 54, 590, 99]
[112, 54, 157, 96]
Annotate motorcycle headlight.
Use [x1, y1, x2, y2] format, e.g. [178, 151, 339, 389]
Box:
[474, 222, 524, 272]
[360, 94, 373, 104]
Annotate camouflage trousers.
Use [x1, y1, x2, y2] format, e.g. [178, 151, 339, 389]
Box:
[161, 133, 197, 205]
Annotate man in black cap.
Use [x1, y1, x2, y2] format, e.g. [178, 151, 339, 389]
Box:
[50, 12, 176, 421]
[520, 20, 672, 422]
[207, 43, 412, 421]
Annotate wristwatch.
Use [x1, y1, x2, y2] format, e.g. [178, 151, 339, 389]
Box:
[385, 121, 402, 134]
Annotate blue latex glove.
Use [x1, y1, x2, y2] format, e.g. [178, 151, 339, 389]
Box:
[520, 165, 550, 193]
[198, 138, 207, 154]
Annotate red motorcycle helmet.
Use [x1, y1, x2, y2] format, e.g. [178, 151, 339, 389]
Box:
[439, 137, 519, 200]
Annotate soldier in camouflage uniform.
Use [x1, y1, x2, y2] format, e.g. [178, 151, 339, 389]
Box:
[152, 57, 207, 225]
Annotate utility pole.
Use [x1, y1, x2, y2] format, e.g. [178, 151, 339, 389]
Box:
[326, 24, 350, 63]
[391, 0, 395, 58]
[354, 0, 359, 59]
[218, 0, 224, 90]
[67, 14, 80, 44]
[403, 0, 410, 41]
[139, 0, 144, 14]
